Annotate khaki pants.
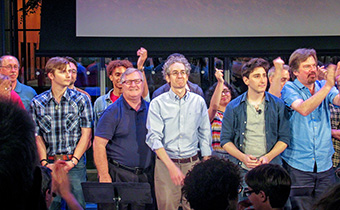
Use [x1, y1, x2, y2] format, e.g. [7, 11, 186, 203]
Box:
[154, 157, 199, 210]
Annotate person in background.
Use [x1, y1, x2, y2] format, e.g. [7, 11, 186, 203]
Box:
[267, 57, 290, 97]
[93, 47, 149, 129]
[65, 56, 92, 101]
[0, 55, 37, 110]
[205, 68, 238, 159]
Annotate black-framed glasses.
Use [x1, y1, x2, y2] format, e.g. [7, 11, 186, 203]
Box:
[122, 79, 143, 85]
[243, 188, 256, 197]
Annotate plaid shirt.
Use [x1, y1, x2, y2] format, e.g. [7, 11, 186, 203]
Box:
[31, 88, 93, 155]
[330, 103, 340, 167]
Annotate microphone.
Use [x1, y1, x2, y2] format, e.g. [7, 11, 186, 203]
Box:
[256, 108, 262, 114]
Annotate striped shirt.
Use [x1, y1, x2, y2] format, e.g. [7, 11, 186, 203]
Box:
[30, 88, 93, 155]
[211, 110, 226, 153]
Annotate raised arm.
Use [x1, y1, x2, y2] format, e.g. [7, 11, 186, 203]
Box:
[208, 69, 224, 122]
[291, 64, 336, 116]
[268, 57, 284, 97]
[137, 47, 149, 99]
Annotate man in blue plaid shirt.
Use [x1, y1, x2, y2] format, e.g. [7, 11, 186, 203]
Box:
[30, 57, 93, 210]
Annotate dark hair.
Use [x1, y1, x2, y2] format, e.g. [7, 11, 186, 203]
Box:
[64, 56, 78, 70]
[182, 157, 241, 210]
[313, 183, 340, 210]
[241, 58, 270, 78]
[205, 81, 238, 107]
[245, 164, 291, 208]
[106, 60, 133, 76]
[0, 101, 39, 208]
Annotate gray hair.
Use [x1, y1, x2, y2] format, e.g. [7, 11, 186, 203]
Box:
[268, 65, 290, 78]
[162, 53, 191, 80]
[120, 68, 144, 84]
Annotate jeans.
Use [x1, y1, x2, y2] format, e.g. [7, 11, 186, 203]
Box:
[49, 155, 87, 210]
[283, 161, 335, 210]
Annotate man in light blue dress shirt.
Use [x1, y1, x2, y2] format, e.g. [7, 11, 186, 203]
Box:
[281, 48, 340, 210]
[0, 55, 37, 110]
[146, 54, 212, 210]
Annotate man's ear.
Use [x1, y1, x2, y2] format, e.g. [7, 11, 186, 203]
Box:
[165, 75, 170, 83]
[243, 76, 249, 86]
[47, 72, 54, 80]
[259, 190, 267, 202]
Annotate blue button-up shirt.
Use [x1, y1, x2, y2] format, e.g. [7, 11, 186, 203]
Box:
[30, 88, 93, 155]
[281, 79, 338, 172]
[14, 80, 37, 111]
[146, 89, 212, 159]
[95, 96, 152, 168]
[220, 91, 291, 166]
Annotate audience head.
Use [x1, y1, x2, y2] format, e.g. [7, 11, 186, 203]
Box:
[162, 53, 191, 82]
[0, 101, 39, 209]
[268, 64, 290, 88]
[245, 164, 291, 210]
[106, 60, 133, 90]
[313, 183, 340, 210]
[205, 81, 238, 107]
[40, 166, 53, 208]
[182, 157, 241, 210]
[0, 55, 20, 83]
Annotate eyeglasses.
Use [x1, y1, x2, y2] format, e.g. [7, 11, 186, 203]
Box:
[0, 65, 19, 70]
[169, 70, 187, 77]
[243, 188, 256, 197]
[123, 79, 143, 85]
[222, 89, 230, 95]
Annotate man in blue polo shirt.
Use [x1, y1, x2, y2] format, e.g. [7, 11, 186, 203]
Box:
[0, 55, 37, 110]
[93, 68, 153, 210]
[281, 48, 340, 210]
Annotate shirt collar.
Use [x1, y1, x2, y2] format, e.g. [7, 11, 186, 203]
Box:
[168, 88, 189, 101]
[105, 88, 114, 102]
[46, 88, 72, 102]
[122, 95, 146, 111]
[293, 78, 308, 90]
[240, 91, 269, 103]
[14, 80, 22, 93]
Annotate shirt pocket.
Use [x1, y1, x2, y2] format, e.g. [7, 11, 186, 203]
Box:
[65, 113, 80, 132]
[39, 115, 52, 134]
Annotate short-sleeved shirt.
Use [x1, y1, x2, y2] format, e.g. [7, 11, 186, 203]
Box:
[14, 80, 37, 111]
[281, 79, 338, 172]
[95, 96, 152, 168]
[30, 88, 93, 155]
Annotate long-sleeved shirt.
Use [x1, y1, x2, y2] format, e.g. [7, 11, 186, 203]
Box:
[146, 89, 212, 159]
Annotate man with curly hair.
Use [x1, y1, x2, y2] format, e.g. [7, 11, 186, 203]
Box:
[182, 157, 241, 210]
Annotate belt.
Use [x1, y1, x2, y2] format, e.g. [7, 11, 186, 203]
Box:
[170, 154, 199, 164]
[108, 158, 146, 175]
[48, 154, 73, 161]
